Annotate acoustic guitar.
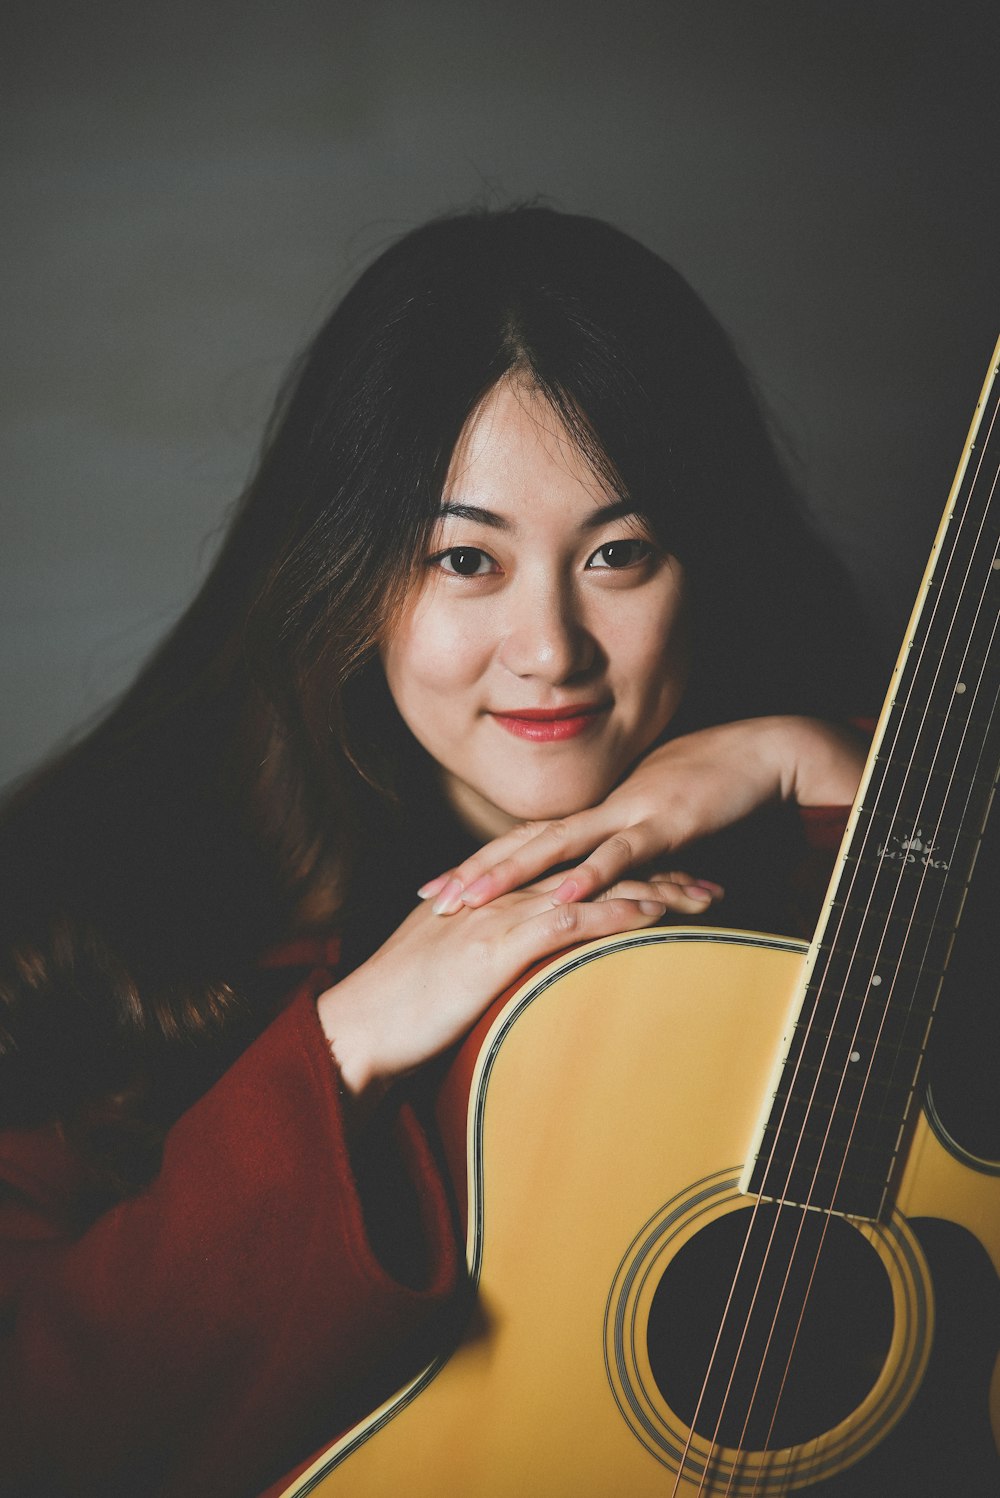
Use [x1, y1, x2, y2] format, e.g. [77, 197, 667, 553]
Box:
[281, 340, 1000, 1495]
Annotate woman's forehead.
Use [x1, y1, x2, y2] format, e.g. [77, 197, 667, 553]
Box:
[443, 379, 620, 516]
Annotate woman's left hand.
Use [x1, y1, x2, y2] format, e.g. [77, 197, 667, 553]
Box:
[419, 716, 866, 914]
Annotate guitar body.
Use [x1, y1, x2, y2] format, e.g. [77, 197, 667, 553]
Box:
[283, 929, 1000, 1496]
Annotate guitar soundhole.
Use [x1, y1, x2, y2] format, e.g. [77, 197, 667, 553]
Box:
[646, 1204, 893, 1450]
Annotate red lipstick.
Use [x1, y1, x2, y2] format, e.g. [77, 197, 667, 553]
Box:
[490, 704, 607, 742]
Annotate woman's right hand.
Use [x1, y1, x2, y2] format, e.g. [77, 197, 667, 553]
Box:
[316, 872, 718, 1107]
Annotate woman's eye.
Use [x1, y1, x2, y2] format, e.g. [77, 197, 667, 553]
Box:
[432, 547, 498, 577]
[587, 539, 653, 570]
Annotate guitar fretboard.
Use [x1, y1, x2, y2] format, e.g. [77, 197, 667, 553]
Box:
[744, 339, 1000, 1220]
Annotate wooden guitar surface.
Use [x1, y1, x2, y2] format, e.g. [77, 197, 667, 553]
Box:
[281, 929, 1000, 1496]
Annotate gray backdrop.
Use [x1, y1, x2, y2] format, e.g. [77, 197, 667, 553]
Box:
[3, 0, 998, 789]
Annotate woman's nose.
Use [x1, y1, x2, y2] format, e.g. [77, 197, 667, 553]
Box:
[497, 583, 598, 683]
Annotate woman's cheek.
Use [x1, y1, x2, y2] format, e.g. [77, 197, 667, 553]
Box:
[383, 602, 491, 735]
[415, 607, 492, 690]
[642, 589, 690, 708]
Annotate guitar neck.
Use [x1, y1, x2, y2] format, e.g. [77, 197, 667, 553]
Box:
[744, 335, 1000, 1220]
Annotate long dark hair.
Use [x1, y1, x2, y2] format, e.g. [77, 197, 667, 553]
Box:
[0, 205, 878, 1198]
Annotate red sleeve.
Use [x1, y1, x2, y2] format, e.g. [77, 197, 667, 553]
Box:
[0, 973, 460, 1498]
[785, 715, 871, 937]
[789, 804, 851, 936]
[797, 803, 852, 852]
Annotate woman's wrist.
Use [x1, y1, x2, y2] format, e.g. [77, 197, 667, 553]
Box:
[770, 716, 867, 808]
[316, 976, 386, 1107]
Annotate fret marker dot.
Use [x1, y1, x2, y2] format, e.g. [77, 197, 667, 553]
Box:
[849, 1051, 861, 1063]
[955, 683, 967, 694]
[871, 975, 882, 986]
[993, 559, 1000, 570]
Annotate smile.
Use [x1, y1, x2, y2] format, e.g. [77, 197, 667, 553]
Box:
[489, 705, 608, 742]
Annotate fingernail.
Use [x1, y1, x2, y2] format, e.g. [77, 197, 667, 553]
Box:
[550, 879, 580, 905]
[417, 874, 449, 899]
[461, 875, 493, 906]
[639, 900, 667, 917]
[683, 884, 713, 903]
[431, 878, 464, 915]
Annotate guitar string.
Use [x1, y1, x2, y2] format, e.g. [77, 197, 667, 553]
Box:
[854, 488, 1000, 1167]
[743, 532, 1000, 1496]
[728, 393, 1000, 1493]
[671, 361, 999, 1495]
[669, 364, 1000, 1495]
[730, 399, 1000, 1488]
[670, 479, 986, 1497]
[833, 384, 1000, 1148]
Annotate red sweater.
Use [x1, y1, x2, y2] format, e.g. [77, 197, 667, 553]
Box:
[0, 956, 459, 1498]
[0, 809, 848, 1498]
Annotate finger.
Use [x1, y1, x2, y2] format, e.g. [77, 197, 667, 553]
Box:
[417, 821, 554, 911]
[457, 811, 614, 907]
[642, 872, 725, 901]
[596, 873, 725, 913]
[545, 825, 663, 905]
[505, 893, 668, 972]
[533, 868, 719, 902]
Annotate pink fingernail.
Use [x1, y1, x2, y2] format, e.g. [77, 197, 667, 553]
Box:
[550, 879, 580, 905]
[431, 878, 464, 915]
[684, 884, 713, 902]
[461, 875, 493, 906]
[417, 874, 449, 899]
[639, 900, 667, 917]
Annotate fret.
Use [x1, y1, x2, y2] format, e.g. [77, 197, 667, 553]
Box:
[852, 804, 992, 857]
[756, 1161, 895, 1195]
[903, 521, 1000, 614]
[925, 556, 1000, 606]
[753, 1157, 891, 1219]
[768, 1089, 919, 1135]
[788, 1022, 930, 1067]
[778, 1025, 927, 1093]
[853, 806, 974, 852]
[792, 977, 937, 1026]
[891, 649, 996, 689]
[814, 923, 956, 977]
[776, 1077, 925, 1125]
[809, 938, 951, 979]
[863, 758, 998, 814]
[913, 589, 1000, 638]
[827, 885, 957, 928]
[774, 1075, 917, 1110]
[761, 1175, 897, 1209]
[909, 617, 1000, 671]
[871, 702, 1000, 778]
[758, 1120, 905, 1166]
[802, 965, 946, 1029]
[755, 1124, 904, 1169]
[790, 1018, 928, 1054]
[870, 703, 1000, 774]
[898, 699, 993, 730]
[819, 919, 962, 976]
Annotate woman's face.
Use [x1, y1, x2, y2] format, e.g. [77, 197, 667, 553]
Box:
[381, 380, 689, 839]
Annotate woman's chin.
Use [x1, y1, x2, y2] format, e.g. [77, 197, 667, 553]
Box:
[444, 769, 609, 841]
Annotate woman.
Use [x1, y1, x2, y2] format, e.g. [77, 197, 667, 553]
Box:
[0, 206, 874, 1497]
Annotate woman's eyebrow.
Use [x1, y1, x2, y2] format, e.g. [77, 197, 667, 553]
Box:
[581, 498, 639, 531]
[436, 501, 512, 531]
[437, 498, 637, 532]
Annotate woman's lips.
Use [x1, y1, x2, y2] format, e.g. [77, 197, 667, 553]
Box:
[490, 705, 608, 742]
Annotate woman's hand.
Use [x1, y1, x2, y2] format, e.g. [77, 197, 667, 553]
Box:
[418, 717, 866, 915]
[316, 871, 709, 1103]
